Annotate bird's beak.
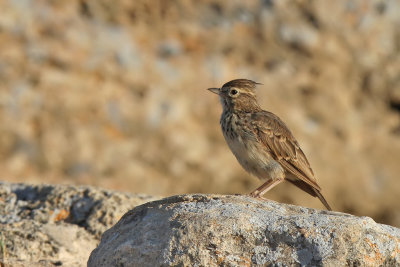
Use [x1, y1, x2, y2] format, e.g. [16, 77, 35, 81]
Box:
[207, 88, 220, 95]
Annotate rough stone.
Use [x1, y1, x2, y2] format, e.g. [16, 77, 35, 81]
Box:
[0, 182, 157, 267]
[89, 194, 400, 267]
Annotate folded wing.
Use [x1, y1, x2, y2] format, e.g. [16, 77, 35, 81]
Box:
[250, 111, 321, 191]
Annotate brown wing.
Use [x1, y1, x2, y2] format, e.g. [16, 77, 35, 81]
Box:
[250, 111, 321, 191]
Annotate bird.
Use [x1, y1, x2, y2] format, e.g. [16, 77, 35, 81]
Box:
[208, 79, 332, 210]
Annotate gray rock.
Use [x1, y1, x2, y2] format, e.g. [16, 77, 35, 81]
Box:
[88, 194, 400, 266]
[0, 182, 157, 267]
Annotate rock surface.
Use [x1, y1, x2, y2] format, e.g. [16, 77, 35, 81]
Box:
[0, 182, 157, 267]
[89, 194, 400, 267]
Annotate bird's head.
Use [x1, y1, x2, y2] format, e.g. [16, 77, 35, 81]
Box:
[208, 79, 262, 112]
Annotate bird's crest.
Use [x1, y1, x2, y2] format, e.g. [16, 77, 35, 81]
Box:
[222, 79, 262, 90]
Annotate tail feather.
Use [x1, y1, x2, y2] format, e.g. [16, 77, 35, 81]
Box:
[313, 188, 332, 211]
[287, 179, 332, 211]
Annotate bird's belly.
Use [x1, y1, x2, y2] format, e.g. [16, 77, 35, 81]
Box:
[225, 136, 284, 181]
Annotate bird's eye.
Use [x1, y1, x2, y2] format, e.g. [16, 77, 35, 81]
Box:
[230, 89, 238, 96]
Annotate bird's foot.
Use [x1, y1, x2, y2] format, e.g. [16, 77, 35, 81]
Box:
[248, 191, 267, 200]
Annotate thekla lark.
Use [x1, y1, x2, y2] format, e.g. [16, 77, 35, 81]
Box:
[208, 79, 332, 210]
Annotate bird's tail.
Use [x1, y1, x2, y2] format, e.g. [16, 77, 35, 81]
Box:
[287, 179, 332, 211]
[313, 189, 332, 211]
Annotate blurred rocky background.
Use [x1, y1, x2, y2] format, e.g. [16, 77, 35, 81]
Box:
[0, 0, 399, 227]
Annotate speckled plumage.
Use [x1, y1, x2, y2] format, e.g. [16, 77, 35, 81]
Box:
[208, 79, 332, 210]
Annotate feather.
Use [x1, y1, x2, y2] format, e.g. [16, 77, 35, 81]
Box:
[251, 111, 323, 193]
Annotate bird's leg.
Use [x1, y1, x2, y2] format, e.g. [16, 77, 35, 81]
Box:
[249, 178, 284, 198]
